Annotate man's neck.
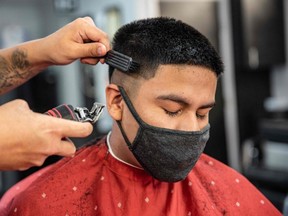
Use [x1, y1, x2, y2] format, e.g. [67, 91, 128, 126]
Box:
[106, 131, 143, 170]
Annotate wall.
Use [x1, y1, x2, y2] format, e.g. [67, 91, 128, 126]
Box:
[269, 0, 288, 113]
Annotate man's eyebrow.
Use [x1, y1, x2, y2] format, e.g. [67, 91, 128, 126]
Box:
[156, 94, 190, 105]
[199, 102, 216, 109]
[156, 94, 216, 109]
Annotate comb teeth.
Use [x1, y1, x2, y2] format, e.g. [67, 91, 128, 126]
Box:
[105, 50, 139, 72]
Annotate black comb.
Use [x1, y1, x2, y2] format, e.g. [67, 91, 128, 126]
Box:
[105, 50, 140, 72]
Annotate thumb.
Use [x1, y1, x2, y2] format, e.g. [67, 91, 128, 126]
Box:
[81, 42, 107, 58]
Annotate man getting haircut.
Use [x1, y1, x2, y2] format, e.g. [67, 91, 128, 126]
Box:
[1, 17, 281, 216]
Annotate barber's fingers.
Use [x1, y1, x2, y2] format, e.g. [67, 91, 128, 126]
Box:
[74, 16, 110, 63]
[40, 115, 93, 138]
[81, 16, 111, 50]
[80, 57, 101, 65]
[77, 42, 107, 63]
[41, 120, 91, 157]
[19, 138, 76, 170]
[80, 44, 107, 65]
[55, 139, 77, 157]
[52, 121, 93, 157]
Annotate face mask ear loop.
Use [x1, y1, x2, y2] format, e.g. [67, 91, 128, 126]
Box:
[118, 86, 144, 126]
[116, 121, 133, 150]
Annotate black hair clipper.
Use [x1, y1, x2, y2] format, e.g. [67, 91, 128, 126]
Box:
[45, 102, 105, 124]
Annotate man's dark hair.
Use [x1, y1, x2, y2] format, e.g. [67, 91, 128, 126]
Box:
[109, 17, 223, 80]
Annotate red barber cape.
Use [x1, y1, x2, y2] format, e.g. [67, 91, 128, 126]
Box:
[0, 137, 281, 216]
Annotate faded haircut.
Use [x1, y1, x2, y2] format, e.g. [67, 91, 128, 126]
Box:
[109, 16, 224, 81]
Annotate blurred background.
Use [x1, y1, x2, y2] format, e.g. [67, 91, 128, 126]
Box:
[0, 0, 288, 213]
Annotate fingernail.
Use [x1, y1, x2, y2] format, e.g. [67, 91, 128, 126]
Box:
[97, 46, 105, 56]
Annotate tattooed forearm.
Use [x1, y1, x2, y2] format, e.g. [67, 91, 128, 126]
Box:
[0, 48, 34, 94]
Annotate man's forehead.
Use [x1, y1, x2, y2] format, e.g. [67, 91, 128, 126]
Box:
[135, 65, 217, 102]
[143, 64, 217, 85]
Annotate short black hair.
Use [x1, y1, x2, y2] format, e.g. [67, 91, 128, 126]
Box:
[109, 17, 223, 80]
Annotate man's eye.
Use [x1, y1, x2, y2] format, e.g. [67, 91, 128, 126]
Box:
[164, 109, 182, 117]
[196, 113, 207, 120]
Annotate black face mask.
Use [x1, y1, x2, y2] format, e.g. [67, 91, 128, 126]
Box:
[117, 86, 210, 182]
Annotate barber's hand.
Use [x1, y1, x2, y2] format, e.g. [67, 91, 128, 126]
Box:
[0, 99, 93, 171]
[41, 16, 110, 66]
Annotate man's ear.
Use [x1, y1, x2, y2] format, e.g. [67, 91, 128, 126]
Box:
[105, 84, 123, 121]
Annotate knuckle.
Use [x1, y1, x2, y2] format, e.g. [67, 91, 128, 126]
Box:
[76, 17, 94, 27]
[11, 99, 31, 113]
[14, 99, 29, 108]
[72, 17, 87, 29]
[34, 159, 45, 167]
[75, 17, 84, 24]
[18, 165, 30, 171]
[83, 16, 94, 23]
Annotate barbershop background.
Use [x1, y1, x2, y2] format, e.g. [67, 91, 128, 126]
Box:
[0, 0, 288, 212]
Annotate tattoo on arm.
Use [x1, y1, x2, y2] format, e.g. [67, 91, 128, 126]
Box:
[0, 48, 34, 94]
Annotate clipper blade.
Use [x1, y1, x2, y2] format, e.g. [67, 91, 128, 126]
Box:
[105, 50, 139, 72]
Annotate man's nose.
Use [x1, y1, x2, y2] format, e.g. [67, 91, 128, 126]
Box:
[176, 115, 200, 131]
